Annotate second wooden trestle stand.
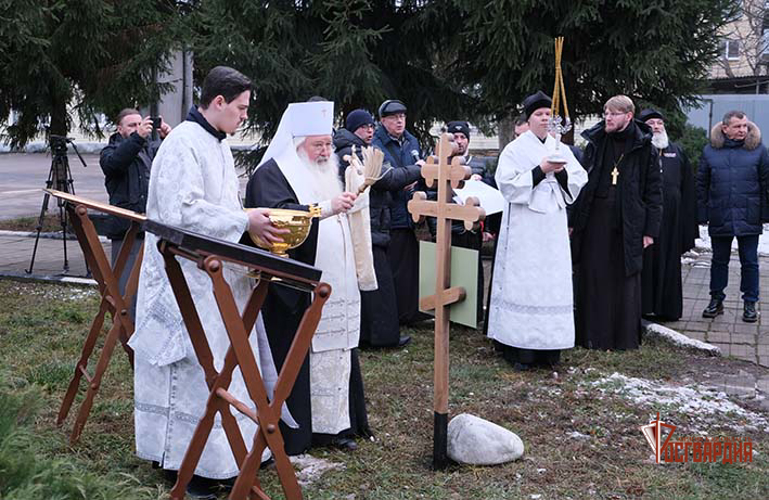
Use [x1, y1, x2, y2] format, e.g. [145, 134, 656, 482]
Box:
[144, 221, 329, 500]
[46, 189, 144, 445]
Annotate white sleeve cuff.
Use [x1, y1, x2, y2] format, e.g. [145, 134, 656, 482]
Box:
[319, 200, 334, 219]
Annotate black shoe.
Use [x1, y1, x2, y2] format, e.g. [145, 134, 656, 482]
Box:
[185, 475, 235, 500]
[702, 298, 724, 318]
[397, 335, 411, 347]
[743, 301, 758, 323]
[332, 437, 358, 452]
[512, 362, 531, 372]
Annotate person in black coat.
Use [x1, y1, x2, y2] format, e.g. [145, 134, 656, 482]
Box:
[570, 95, 662, 350]
[697, 110, 769, 323]
[371, 99, 427, 327]
[99, 108, 170, 317]
[334, 109, 413, 348]
[638, 109, 699, 321]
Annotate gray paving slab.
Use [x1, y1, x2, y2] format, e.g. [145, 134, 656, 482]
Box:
[0, 232, 106, 281]
[666, 249, 769, 367]
[0, 153, 108, 220]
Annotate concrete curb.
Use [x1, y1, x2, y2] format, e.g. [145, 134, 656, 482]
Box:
[0, 230, 109, 243]
[0, 270, 97, 287]
[642, 320, 721, 357]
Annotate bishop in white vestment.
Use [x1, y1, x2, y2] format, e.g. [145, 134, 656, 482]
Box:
[129, 68, 288, 488]
[487, 91, 587, 370]
[246, 101, 371, 454]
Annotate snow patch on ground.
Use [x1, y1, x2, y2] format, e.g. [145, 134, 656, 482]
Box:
[642, 320, 721, 356]
[694, 223, 769, 256]
[7, 282, 97, 302]
[289, 454, 345, 486]
[590, 372, 769, 434]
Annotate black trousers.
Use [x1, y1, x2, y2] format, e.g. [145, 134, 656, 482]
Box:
[387, 229, 423, 325]
[360, 245, 401, 347]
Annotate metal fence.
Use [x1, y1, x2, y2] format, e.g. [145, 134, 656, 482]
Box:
[686, 94, 769, 137]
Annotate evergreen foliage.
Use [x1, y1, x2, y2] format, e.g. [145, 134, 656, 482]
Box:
[0, 0, 739, 154]
[0, 0, 184, 148]
[0, 382, 150, 499]
[438, 0, 738, 121]
[189, 0, 475, 153]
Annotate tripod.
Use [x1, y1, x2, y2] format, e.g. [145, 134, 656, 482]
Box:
[26, 135, 87, 274]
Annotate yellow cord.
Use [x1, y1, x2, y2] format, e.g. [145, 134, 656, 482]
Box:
[551, 37, 570, 122]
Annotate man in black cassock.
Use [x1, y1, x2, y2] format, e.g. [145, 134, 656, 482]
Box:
[245, 101, 371, 455]
[638, 109, 699, 321]
[570, 95, 662, 350]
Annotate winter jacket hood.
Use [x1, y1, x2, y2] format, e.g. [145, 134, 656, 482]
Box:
[710, 121, 761, 151]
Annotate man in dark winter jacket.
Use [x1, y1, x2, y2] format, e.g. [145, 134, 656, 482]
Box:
[336, 107, 421, 347]
[570, 95, 663, 350]
[99, 108, 171, 316]
[371, 99, 427, 328]
[697, 110, 769, 323]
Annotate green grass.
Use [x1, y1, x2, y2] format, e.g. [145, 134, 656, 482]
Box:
[0, 214, 68, 233]
[0, 279, 767, 499]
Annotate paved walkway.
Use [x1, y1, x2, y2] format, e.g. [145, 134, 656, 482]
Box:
[0, 231, 106, 282]
[661, 250, 769, 367]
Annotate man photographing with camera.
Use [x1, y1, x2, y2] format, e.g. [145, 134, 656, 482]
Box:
[99, 108, 172, 318]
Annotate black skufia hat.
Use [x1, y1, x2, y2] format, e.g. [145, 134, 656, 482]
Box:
[523, 91, 553, 120]
[638, 108, 665, 122]
[446, 121, 470, 139]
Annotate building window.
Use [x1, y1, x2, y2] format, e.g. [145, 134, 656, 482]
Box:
[722, 40, 740, 60]
[762, 29, 769, 58]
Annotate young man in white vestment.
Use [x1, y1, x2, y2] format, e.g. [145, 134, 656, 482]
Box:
[130, 66, 288, 499]
[487, 91, 588, 371]
[245, 101, 371, 454]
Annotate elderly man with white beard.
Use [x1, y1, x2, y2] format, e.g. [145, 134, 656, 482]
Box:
[638, 109, 698, 321]
[245, 100, 372, 455]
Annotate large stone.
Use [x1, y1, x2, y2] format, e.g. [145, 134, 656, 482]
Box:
[447, 413, 524, 465]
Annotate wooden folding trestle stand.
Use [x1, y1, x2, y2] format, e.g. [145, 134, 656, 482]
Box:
[144, 221, 328, 500]
[45, 189, 144, 445]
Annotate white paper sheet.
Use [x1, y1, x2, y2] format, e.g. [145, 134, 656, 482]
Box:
[452, 179, 506, 215]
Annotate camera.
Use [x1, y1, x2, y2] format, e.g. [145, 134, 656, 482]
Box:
[151, 116, 162, 130]
[49, 135, 69, 156]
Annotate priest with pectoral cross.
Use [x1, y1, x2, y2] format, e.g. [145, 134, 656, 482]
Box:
[570, 95, 662, 351]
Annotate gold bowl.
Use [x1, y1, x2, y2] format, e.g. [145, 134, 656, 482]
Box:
[245, 207, 320, 257]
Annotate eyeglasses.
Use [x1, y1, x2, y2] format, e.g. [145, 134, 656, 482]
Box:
[604, 111, 628, 118]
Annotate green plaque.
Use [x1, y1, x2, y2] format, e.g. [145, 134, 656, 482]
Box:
[418, 240, 479, 329]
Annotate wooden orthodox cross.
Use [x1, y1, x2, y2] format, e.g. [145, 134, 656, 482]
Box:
[407, 133, 485, 469]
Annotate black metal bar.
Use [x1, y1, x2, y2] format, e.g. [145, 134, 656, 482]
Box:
[433, 411, 449, 470]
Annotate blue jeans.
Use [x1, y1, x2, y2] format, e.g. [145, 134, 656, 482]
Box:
[710, 235, 759, 303]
